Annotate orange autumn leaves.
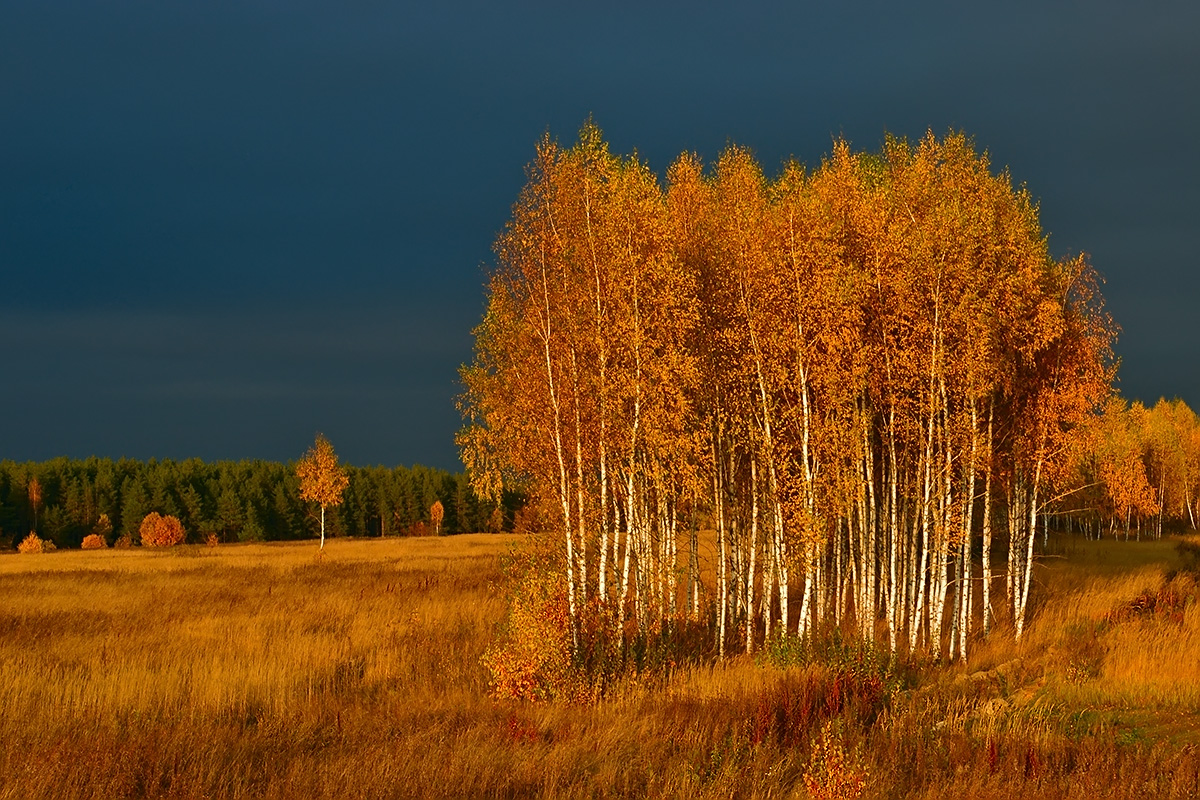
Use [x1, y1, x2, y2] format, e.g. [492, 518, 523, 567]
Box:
[140, 511, 186, 547]
[462, 122, 1116, 660]
[1066, 397, 1200, 536]
[296, 434, 350, 549]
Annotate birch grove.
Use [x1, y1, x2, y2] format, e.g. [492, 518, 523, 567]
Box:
[462, 123, 1115, 663]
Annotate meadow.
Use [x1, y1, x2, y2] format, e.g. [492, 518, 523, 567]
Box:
[1, 534, 1199, 799]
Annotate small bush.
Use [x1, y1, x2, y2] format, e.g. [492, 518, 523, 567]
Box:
[17, 532, 43, 554]
[803, 721, 868, 800]
[139, 512, 186, 547]
[482, 569, 577, 702]
[114, 533, 132, 549]
[204, 532, 219, 548]
[81, 534, 108, 550]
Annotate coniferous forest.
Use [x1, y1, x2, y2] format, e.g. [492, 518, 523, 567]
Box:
[0, 456, 516, 550]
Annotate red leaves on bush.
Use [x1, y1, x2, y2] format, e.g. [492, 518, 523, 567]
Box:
[140, 512, 185, 547]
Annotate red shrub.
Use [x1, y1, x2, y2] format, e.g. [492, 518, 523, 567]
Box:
[139, 512, 186, 547]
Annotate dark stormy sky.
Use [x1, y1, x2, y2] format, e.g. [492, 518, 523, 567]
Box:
[2, 2, 1197, 470]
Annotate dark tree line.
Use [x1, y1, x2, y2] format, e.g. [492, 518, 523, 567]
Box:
[0, 457, 518, 549]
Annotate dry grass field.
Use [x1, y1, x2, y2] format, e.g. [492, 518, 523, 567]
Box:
[2, 534, 1199, 798]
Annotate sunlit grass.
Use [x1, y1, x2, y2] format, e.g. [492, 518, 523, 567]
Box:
[1, 533, 1198, 798]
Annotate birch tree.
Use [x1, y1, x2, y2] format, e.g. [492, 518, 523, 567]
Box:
[464, 123, 1116, 669]
[296, 434, 350, 549]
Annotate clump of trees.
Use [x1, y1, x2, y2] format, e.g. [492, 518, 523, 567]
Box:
[462, 122, 1118, 670]
[1060, 397, 1200, 538]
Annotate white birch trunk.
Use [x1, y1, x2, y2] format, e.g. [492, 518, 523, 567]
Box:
[981, 403, 994, 639]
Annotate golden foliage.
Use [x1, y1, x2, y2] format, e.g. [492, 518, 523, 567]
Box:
[430, 500, 444, 535]
[803, 721, 868, 800]
[296, 433, 350, 509]
[80, 534, 107, 550]
[462, 121, 1118, 658]
[481, 569, 575, 702]
[17, 532, 43, 554]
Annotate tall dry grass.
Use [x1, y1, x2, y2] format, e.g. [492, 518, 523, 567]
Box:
[0, 534, 1198, 798]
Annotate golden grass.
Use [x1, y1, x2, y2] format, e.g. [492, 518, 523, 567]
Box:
[1, 534, 1199, 798]
[0, 536, 515, 799]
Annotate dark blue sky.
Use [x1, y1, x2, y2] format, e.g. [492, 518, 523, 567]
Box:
[2, 2, 1197, 469]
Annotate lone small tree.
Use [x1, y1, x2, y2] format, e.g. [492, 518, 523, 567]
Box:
[430, 500, 445, 535]
[296, 433, 350, 549]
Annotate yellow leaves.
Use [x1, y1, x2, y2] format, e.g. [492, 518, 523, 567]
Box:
[803, 720, 868, 800]
[482, 570, 574, 702]
[17, 532, 44, 554]
[466, 120, 1119, 655]
[296, 433, 350, 509]
[456, 423, 504, 506]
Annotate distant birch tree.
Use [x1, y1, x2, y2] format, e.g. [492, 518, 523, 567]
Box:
[296, 434, 350, 549]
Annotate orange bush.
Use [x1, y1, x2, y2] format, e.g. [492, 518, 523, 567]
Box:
[482, 569, 582, 702]
[17, 532, 43, 554]
[81, 534, 108, 550]
[139, 512, 186, 547]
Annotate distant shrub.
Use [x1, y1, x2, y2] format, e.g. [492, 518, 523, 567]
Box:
[81, 533, 108, 550]
[114, 533, 132, 549]
[204, 532, 219, 548]
[18, 532, 44, 554]
[140, 512, 185, 547]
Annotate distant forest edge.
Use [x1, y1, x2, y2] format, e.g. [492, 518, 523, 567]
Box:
[0, 457, 523, 550]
